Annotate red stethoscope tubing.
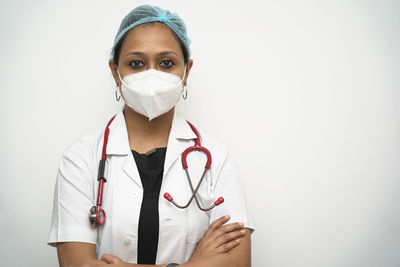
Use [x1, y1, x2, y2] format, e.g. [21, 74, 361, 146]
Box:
[182, 121, 212, 169]
[92, 116, 224, 227]
[164, 121, 224, 211]
[96, 115, 116, 207]
[92, 115, 116, 225]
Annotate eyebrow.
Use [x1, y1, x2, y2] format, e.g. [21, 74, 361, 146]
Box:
[124, 51, 179, 57]
[158, 51, 178, 57]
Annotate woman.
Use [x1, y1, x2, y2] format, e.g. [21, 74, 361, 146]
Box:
[48, 5, 253, 267]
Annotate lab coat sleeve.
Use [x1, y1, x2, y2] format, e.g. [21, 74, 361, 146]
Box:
[209, 149, 254, 232]
[47, 135, 98, 246]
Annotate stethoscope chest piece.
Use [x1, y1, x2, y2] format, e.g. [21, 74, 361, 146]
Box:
[89, 206, 106, 227]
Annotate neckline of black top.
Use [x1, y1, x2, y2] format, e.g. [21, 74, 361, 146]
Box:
[131, 147, 167, 157]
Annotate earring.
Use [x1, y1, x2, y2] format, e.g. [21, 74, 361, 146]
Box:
[115, 86, 121, 101]
[182, 86, 188, 100]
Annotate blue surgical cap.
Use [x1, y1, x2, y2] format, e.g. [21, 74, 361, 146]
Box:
[111, 5, 191, 60]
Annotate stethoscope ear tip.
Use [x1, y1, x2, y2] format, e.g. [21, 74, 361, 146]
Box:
[164, 192, 173, 202]
[215, 197, 224, 206]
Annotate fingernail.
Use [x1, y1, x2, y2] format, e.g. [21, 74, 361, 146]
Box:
[240, 229, 246, 234]
[239, 222, 244, 227]
[225, 215, 230, 219]
[236, 239, 241, 243]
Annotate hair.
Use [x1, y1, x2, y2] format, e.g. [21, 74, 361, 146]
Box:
[112, 22, 189, 66]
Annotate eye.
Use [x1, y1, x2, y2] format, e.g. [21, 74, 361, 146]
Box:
[160, 59, 175, 69]
[129, 60, 144, 69]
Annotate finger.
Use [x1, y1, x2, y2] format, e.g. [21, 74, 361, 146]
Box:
[216, 238, 241, 253]
[214, 228, 247, 247]
[210, 222, 244, 241]
[101, 254, 123, 264]
[219, 222, 245, 234]
[203, 221, 244, 247]
[66, 265, 97, 267]
[214, 229, 246, 247]
[206, 215, 230, 235]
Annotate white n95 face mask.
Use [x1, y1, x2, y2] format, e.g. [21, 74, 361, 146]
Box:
[117, 68, 186, 120]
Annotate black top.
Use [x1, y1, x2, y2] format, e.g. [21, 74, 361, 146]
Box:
[131, 147, 167, 264]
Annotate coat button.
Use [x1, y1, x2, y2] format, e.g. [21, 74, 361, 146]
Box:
[124, 238, 131, 246]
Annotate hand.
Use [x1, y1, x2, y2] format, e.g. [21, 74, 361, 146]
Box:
[101, 254, 127, 265]
[188, 215, 246, 263]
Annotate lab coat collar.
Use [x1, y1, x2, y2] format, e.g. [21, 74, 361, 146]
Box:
[106, 109, 197, 155]
[163, 111, 198, 175]
[106, 110, 130, 156]
[106, 109, 197, 186]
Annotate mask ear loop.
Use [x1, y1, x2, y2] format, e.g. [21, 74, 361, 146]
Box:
[116, 68, 128, 89]
[115, 68, 127, 102]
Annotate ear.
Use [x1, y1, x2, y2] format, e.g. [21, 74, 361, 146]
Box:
[183, 59, 193, 86]
[109, 59, 120, 87]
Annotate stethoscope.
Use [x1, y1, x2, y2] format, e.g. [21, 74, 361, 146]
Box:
[89, 115, 224, 227]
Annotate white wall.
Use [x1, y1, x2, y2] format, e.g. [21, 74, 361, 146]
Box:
[1, 0, 399, 266]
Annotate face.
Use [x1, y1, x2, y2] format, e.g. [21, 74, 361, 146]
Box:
[109, 22, 193, 89]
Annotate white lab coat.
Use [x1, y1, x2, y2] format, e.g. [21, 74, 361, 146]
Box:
[48, 110, 254, 264]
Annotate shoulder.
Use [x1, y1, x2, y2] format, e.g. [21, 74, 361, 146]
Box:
[64, 129, 103, 154]
[197, 127, 229, 156]
[59, 111, 124, 167]
[60, 128, 104, 166]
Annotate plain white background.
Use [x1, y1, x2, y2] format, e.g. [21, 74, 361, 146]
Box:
[0, 0, 399, 266]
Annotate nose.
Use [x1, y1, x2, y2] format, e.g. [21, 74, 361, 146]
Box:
[146, 61, 158, 71]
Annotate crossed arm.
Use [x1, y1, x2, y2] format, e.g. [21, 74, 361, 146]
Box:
[57, 216, 251, 267]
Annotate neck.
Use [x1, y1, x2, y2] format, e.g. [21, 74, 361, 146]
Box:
[123, 105, 174, 153]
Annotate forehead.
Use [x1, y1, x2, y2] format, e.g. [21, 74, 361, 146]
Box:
[120, 22, 182, 54]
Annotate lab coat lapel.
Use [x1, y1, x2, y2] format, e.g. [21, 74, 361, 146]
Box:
[122, 152, 142, 188]
[106, 110, 197, 187]
[163, 112, 197, 176]
[106, 110, 142, 188]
